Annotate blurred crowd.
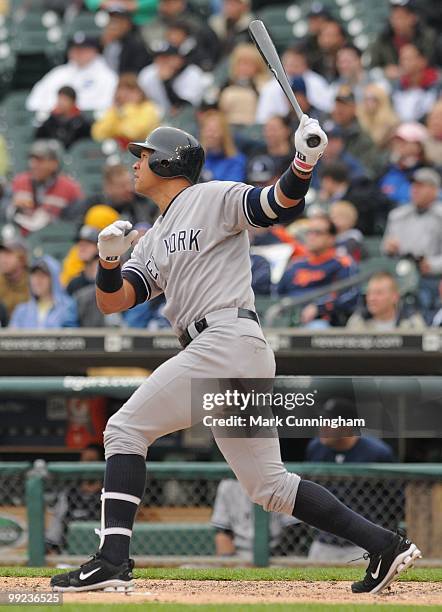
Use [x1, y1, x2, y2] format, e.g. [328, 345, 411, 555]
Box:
[0, 0, 441, 331]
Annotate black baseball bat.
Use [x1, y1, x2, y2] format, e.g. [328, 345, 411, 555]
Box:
[249, 19, 321, 148]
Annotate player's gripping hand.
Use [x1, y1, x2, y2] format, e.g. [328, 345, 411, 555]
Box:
[293, 114, 328, 174]
[98, 220, 138, 262]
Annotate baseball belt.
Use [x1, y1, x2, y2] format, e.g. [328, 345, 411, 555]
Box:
[179, 308, 260, 348]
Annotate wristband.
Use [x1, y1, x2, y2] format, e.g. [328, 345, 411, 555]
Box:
[96, 261, 123, 293]
[278, 163, 311, 201]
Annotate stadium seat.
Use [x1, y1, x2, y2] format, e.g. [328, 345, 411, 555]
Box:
[63, 10, 105, 41]
[66, 521, 216, 556]
[256, 5, 296, 51]
[27, 220, 79, 261]
[363, 236, 382, 259]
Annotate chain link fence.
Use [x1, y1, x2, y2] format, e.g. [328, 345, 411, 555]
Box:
[33, 463, 442, 566]
[0, 464, 31, 564]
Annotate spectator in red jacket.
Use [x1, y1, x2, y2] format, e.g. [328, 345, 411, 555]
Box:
[277, 215, 359, 327]
[10, 140, 83, 234]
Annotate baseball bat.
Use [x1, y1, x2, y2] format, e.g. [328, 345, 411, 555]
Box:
[248, 19, 321, 148]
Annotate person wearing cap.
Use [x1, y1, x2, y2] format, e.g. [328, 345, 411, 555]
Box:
[101, 3, 151, 74]
[9, 255, 74, 329]
[84, 0, 158, 26]
[91, 73, 160, 148]
[0, 236, 30, 318]
[34, 86, 92, 150]
[10, 140, 83, 234]
[382, 167, 442, 279]
[331, 85, 387, 178]
[305, 397, 396, 562]
[301, 3, 333, 66]
[256, 44, 332, 123]
[391, 42, 439, 123]
[369, 0, 439, 81]
[65, 226, 100, 296]
[347, 271, 425, 331]
[142, 0, 219, 70]
[137, 41, 209, 114]
[26, 32, 118, 113]
[209, 0, 255, 57]
[308, 19, 348, 84]
[379, 122, 429, 206]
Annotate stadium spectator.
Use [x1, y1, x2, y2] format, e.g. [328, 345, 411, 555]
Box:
[46, 443, 104, 554]
[369, 0, 438, 80]
[430, 281, 442, 326]
[329, 200, 364, 262]
[392, 43, 440, 122]
[26, 33, 118, 113]
[70, 162, 157, 225]
[211, 479, 298, 557]
[379, 122, 429, 206]
[138, 43, 209, 114]
[288, 76, 324, 123]
[382, 168, 442, 294]
[308, 19, 348, 83]
[9, 256, 74, 329]
[65, 226, 99, 296]
[330, 44, 385, 103]
[199, 110, 246, 182]
[318, 162, 390, 236]
[277, 216, 359, 327]
[35, 86, 91, 150]
[209, 0, 254, 57]
[91, 73, 160, 148]
[84, 0, 158, 25]
[142, 0, 219, 69]
[347, 271, 426, 331]
[301, 3, 333, 65]
[10, 140, 83, 234]
[101, 3, 151, 74]
[164, 20, 212, 70]
[256, 45, 332, 123]
[246, 115, 294, 184]
[425, 100, 442, 167]
[330, 85, 386, 178]
[60, 204, 120, 286]
[305, 397, 396, 561]
[312, 124, 366, 189]
[218, 43, 268, 126]
[0, 236, 30, 318]
[357, 84, 399, 149]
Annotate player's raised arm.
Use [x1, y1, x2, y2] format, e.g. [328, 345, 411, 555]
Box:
[96, 220, 139, 314]
[237, 115, 328, 230]
[275, 115, 328, 207]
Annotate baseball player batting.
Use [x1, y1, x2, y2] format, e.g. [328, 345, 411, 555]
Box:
[51, 117, 421, 594]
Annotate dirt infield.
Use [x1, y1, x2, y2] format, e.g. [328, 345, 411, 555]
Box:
[2, 577, 442, 607]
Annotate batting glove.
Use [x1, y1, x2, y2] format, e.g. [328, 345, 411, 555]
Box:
[98, 220, 138, 262]
[293, 114, 328, 174]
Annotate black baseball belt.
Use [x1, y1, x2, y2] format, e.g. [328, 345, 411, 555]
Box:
[179, 308, 260, 348]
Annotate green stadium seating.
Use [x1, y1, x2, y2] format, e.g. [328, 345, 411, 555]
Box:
[27, 220, 79, 261]
[66, 521, 216, 556]
[63, 11, 104, 41]
[256, 5, 295, 51]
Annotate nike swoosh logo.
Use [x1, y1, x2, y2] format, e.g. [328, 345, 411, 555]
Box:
[79, 567, 101, 581]
[371, 558, 382, 580]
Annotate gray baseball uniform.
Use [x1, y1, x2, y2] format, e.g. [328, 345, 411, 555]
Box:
[104, 179, 302, 515]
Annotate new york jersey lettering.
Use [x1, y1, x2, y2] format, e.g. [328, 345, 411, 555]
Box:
[164, 229, 202, 256]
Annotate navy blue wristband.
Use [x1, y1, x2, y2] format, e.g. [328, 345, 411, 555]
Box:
[278, 164, 311, 200]
[96, 261, 123, 293]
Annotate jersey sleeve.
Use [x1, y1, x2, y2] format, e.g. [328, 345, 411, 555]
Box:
[221, 180, 305, 233]
[121, 236, 163, 306]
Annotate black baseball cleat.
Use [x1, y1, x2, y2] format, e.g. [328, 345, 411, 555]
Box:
[50, 553, 134, 592]
[351, 532, 422, 594]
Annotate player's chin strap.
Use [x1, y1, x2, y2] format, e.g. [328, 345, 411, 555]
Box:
[95, 489, 141, 548]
